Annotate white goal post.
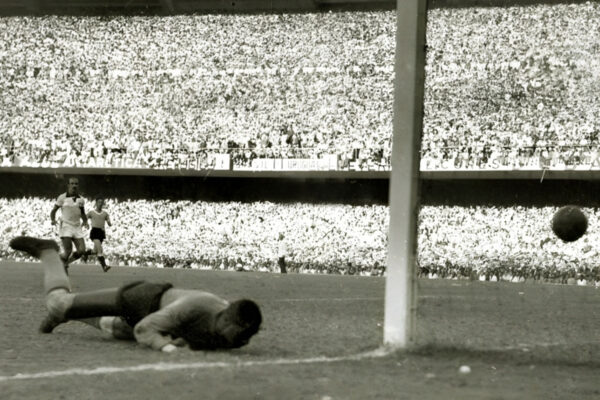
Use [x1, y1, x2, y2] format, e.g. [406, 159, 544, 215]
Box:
[384, 0, 428, 348]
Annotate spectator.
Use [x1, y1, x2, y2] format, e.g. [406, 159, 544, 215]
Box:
[1, 6, 597, 171]
[3, 197, 599, 284]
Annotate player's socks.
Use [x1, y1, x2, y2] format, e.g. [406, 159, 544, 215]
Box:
[38, 255, 73, 334]
[34, 240, 74, 333]
[10, 236, 78, 333]
[68, 251, 83, 263]
[39, 262, 74, 334]
[98, 256, 110, 272]
[64, 288, 122, 320]
[39, 289, 74, 333]
[68, 317, 132, 340]
[97, 316, 133, 340]
[98, 316, 113, 333]
[42, 254, 72, 294]
[61, 254, 69, 275]
[81, 249, 92, 263]
[59, 254, 70, 275]
[78, 317, 101, 329]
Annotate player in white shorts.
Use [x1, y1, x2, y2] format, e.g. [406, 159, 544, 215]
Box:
[85, 196, 112, 272]
[50, 177, 89, 272]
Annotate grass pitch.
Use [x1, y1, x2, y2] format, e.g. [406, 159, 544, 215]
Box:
[1, 261, 599, 400]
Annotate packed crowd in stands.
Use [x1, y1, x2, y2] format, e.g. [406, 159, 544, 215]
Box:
[1, 197, 599, 284]
[0, 197, 389, 276]
[1, 4, 599, 171]
[0, 12, 394, 171]
[418, 205, 600, 284]
[422, 2, 600, 171]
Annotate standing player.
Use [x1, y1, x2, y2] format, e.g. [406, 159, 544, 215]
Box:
[86, 196, 112, 272]
[277, 233, 287, 274]
[50, 177, 89, 272]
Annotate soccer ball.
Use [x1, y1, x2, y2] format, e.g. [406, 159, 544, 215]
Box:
[551, 205, 588, 242]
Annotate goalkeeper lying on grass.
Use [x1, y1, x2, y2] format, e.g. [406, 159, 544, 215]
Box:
[10, 236, 262, 353]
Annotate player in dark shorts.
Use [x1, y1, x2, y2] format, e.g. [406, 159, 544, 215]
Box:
[10, 236, 262, 352]
[86, 197, 111, 272]
[90, 227, 105, 242]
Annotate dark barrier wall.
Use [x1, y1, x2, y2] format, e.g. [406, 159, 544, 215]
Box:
[2, 172, 600, 207]
[0, 173, 389, 205]
[420, 179, 600, 208]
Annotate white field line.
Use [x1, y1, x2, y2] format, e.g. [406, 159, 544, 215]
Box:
[2, 341, 598, 382]
[0, 347, 395, 382]
[488, 341, 600, 352]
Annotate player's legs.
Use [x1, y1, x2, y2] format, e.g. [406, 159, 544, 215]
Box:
[38, 246, 75, 333]
[9, 236, 75, 332]
[67, 237, 87, 263]
[93, 239, 110, 272]
[90, 227, 110, 272]
[41, 248, 72, 295]
[10, 236, 123, 334]
[278, 256, 287, 274]
[93, 239, 102, 256]
[38, 286, 124, 334]
[60, 236, 73, 265]
[85, 230, 99, 258]
[73, 237, 86, 253]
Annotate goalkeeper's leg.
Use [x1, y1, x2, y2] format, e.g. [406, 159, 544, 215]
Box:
[9, 236, 74, 332]
[10, 236, 123, 333]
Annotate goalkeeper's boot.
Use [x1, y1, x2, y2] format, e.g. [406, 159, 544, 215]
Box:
[9, 236, 59, 259]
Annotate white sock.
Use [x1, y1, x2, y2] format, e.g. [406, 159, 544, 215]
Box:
[99, 316, 116, 334]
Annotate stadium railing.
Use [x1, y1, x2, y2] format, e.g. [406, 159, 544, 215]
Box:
[2, 144, 600, 173]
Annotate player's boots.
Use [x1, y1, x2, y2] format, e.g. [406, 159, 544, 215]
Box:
[98, 256, 110, 272]
[9, 236, 59, 259]
[39, 314, 62, 333]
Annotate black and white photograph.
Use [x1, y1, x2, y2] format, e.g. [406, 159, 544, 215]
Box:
[0, 0, 599, 398]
